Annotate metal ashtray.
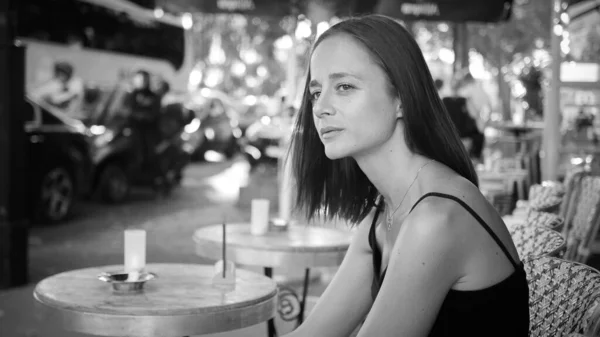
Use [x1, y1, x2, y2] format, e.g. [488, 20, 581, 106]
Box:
[269, 218, 292, 232]
[98, 271, 156, 293]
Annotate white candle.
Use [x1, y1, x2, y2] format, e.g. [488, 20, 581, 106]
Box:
[124, 229, 146, 273]
[251, 199, 270, 236]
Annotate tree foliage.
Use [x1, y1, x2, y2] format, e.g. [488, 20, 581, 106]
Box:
[577, 22, 600, 63]
[189, 13, 290, 96]
[468, 0, 552, 69]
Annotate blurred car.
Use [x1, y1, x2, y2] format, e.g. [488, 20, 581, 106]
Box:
[243, 114, 293, 170]
[24, 96, 94, 222]
[186, 89, 243, 160]
[237, 102, 270, 136]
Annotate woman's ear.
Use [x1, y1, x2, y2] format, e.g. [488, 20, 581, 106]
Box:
[395, 99, 403, 119]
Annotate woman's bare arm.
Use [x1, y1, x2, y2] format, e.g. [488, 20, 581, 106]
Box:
[285, 212, 377, 337]
[356, 201, 464, 337]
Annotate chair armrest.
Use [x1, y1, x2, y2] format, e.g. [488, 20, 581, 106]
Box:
[586, 299, 600, 337]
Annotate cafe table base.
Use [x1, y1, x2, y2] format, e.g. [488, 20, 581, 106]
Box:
[263, 267, 312, 337]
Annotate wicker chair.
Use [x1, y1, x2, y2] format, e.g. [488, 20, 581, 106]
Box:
[525, 256, 600, 337]
[507, 222, 566, 258]
[560, 169, 590, 219]
[527, 210, 565, 231]
[563, 176, 600, 263]
[528, 184, 564, 213]
[503, 209, 565, 234]
[561, 170, 592, 232]
[530, 183, 566, 199]
[514, 168, 584, 218]
[513, 183, 566, 220]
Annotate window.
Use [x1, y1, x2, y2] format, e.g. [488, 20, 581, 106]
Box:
[17, 0, 185, 69]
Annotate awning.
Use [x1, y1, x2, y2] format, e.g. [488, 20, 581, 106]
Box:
[356, 0, 514, 23]
[155, 0, 295, 17]
[153, 0, 515, 22]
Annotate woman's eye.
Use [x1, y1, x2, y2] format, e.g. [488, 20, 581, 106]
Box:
[337, 84, 354, 91]
[310, 91, 321, 102]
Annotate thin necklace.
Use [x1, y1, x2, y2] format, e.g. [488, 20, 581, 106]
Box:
[385, 159, 433, 231]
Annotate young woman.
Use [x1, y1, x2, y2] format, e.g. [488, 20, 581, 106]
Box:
[286, 15, 529, 337]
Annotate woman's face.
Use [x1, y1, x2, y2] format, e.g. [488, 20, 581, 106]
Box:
[309, 34, 400, 160]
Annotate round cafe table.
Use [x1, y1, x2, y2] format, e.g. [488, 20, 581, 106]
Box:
[193, 223, 353, 337]
[33, 263, 278, 337]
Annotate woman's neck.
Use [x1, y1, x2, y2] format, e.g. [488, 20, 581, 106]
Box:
[354, 129, 429, 210]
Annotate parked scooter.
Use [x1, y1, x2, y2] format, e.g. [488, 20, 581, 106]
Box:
[88, 73, 198, 203]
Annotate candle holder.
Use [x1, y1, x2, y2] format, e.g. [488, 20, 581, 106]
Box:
[98, 270, 156, 293]
[269, 218, 291, 232]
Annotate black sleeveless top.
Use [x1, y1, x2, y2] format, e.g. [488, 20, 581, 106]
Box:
[369, 192, 529, 336]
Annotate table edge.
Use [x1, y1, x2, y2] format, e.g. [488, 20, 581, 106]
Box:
[33, 264, 279, 316]
[193, 224, 352, 253]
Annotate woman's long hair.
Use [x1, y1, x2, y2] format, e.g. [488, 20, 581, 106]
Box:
[290, 14, 477, 225]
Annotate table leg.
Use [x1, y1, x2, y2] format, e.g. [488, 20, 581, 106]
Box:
[296, 268, 311, 327]
[264, 267, 278, 337]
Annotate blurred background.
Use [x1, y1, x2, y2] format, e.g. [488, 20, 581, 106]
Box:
[1, 0, 600, 336]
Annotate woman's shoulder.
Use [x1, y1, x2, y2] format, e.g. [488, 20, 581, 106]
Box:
[405, 184, 488, 239]
[400, 197, 461, 244]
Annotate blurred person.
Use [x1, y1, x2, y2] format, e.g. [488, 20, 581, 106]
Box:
[129, 70, 162, 164]
[442, 73, 486, 161]
[441, 95, 484, 161]
[435, 76, 481, 160]
[31, 61, 84, 118]
[575, 107, 598, 143]
[287, 15, 528, 337]
[130, 70, 160, 120]
[455, 71, 492, 131]
[157, 79, 172, 104]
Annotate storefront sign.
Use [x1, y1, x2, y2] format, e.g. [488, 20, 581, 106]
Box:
[561, 62, 600, 83]
[216, 0, 256, 11]
[185, 0, 291, 16]
[374, 0, 513, 23]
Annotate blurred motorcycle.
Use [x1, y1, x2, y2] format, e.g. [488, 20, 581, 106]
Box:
[87, 81, 198, 203]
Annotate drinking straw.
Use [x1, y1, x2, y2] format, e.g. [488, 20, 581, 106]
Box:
[222, 220, 227, 278]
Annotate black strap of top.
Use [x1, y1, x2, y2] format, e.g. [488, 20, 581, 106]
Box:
[409, 192, 521, 270]
[369, 201, 385, 280]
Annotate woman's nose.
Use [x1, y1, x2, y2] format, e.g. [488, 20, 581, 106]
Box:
[312, 95, 335, 118]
